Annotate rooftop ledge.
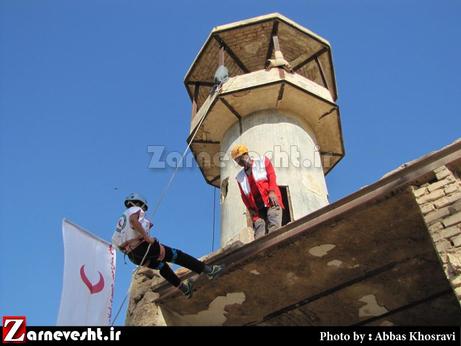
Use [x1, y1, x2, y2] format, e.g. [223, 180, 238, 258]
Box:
[130, 139, 461, 325]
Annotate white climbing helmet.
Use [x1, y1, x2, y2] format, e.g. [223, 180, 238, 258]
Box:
[124, 192, 149, 211]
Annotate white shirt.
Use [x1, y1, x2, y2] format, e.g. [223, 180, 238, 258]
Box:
[112, 206, 152, 249]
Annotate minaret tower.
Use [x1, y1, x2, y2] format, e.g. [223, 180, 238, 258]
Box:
[184, 14, 344, 247]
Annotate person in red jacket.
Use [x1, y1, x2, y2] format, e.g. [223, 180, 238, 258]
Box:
[231, 145, 284, 239]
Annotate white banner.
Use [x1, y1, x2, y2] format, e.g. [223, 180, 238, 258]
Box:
[57, 219, 116, 326]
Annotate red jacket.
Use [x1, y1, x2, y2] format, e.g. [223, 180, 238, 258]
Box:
[236, 156, 284, 221]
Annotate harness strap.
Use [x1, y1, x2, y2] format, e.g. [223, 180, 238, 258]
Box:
[124, 240, 166, 263]
[122, 238, 145, 254]
[157, 244, 166, 261]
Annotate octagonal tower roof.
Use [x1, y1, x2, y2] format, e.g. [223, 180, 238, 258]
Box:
[184, 13, 338, 110]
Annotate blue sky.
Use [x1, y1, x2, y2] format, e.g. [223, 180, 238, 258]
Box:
[1, 0, 460, 326]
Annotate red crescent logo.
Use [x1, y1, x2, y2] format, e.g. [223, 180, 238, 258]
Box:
[80, 265, 105, 294]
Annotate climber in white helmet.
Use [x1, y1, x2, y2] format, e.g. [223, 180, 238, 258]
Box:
[112, 192, 224, 298]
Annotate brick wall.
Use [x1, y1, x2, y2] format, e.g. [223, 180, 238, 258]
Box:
[411, 165, 461, 302]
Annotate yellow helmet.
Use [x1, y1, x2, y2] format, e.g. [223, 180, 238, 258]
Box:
[231, 144, 249, 160]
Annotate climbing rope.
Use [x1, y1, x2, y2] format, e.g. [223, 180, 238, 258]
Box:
[211, 187, 216, 252]
[111, 110, 209, 326]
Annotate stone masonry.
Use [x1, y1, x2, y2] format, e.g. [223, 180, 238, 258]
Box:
[125, 268, 166, 326]
[411, 165, 461, 303]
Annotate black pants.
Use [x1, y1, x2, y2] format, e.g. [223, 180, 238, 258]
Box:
[128, 241, 205, 287]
